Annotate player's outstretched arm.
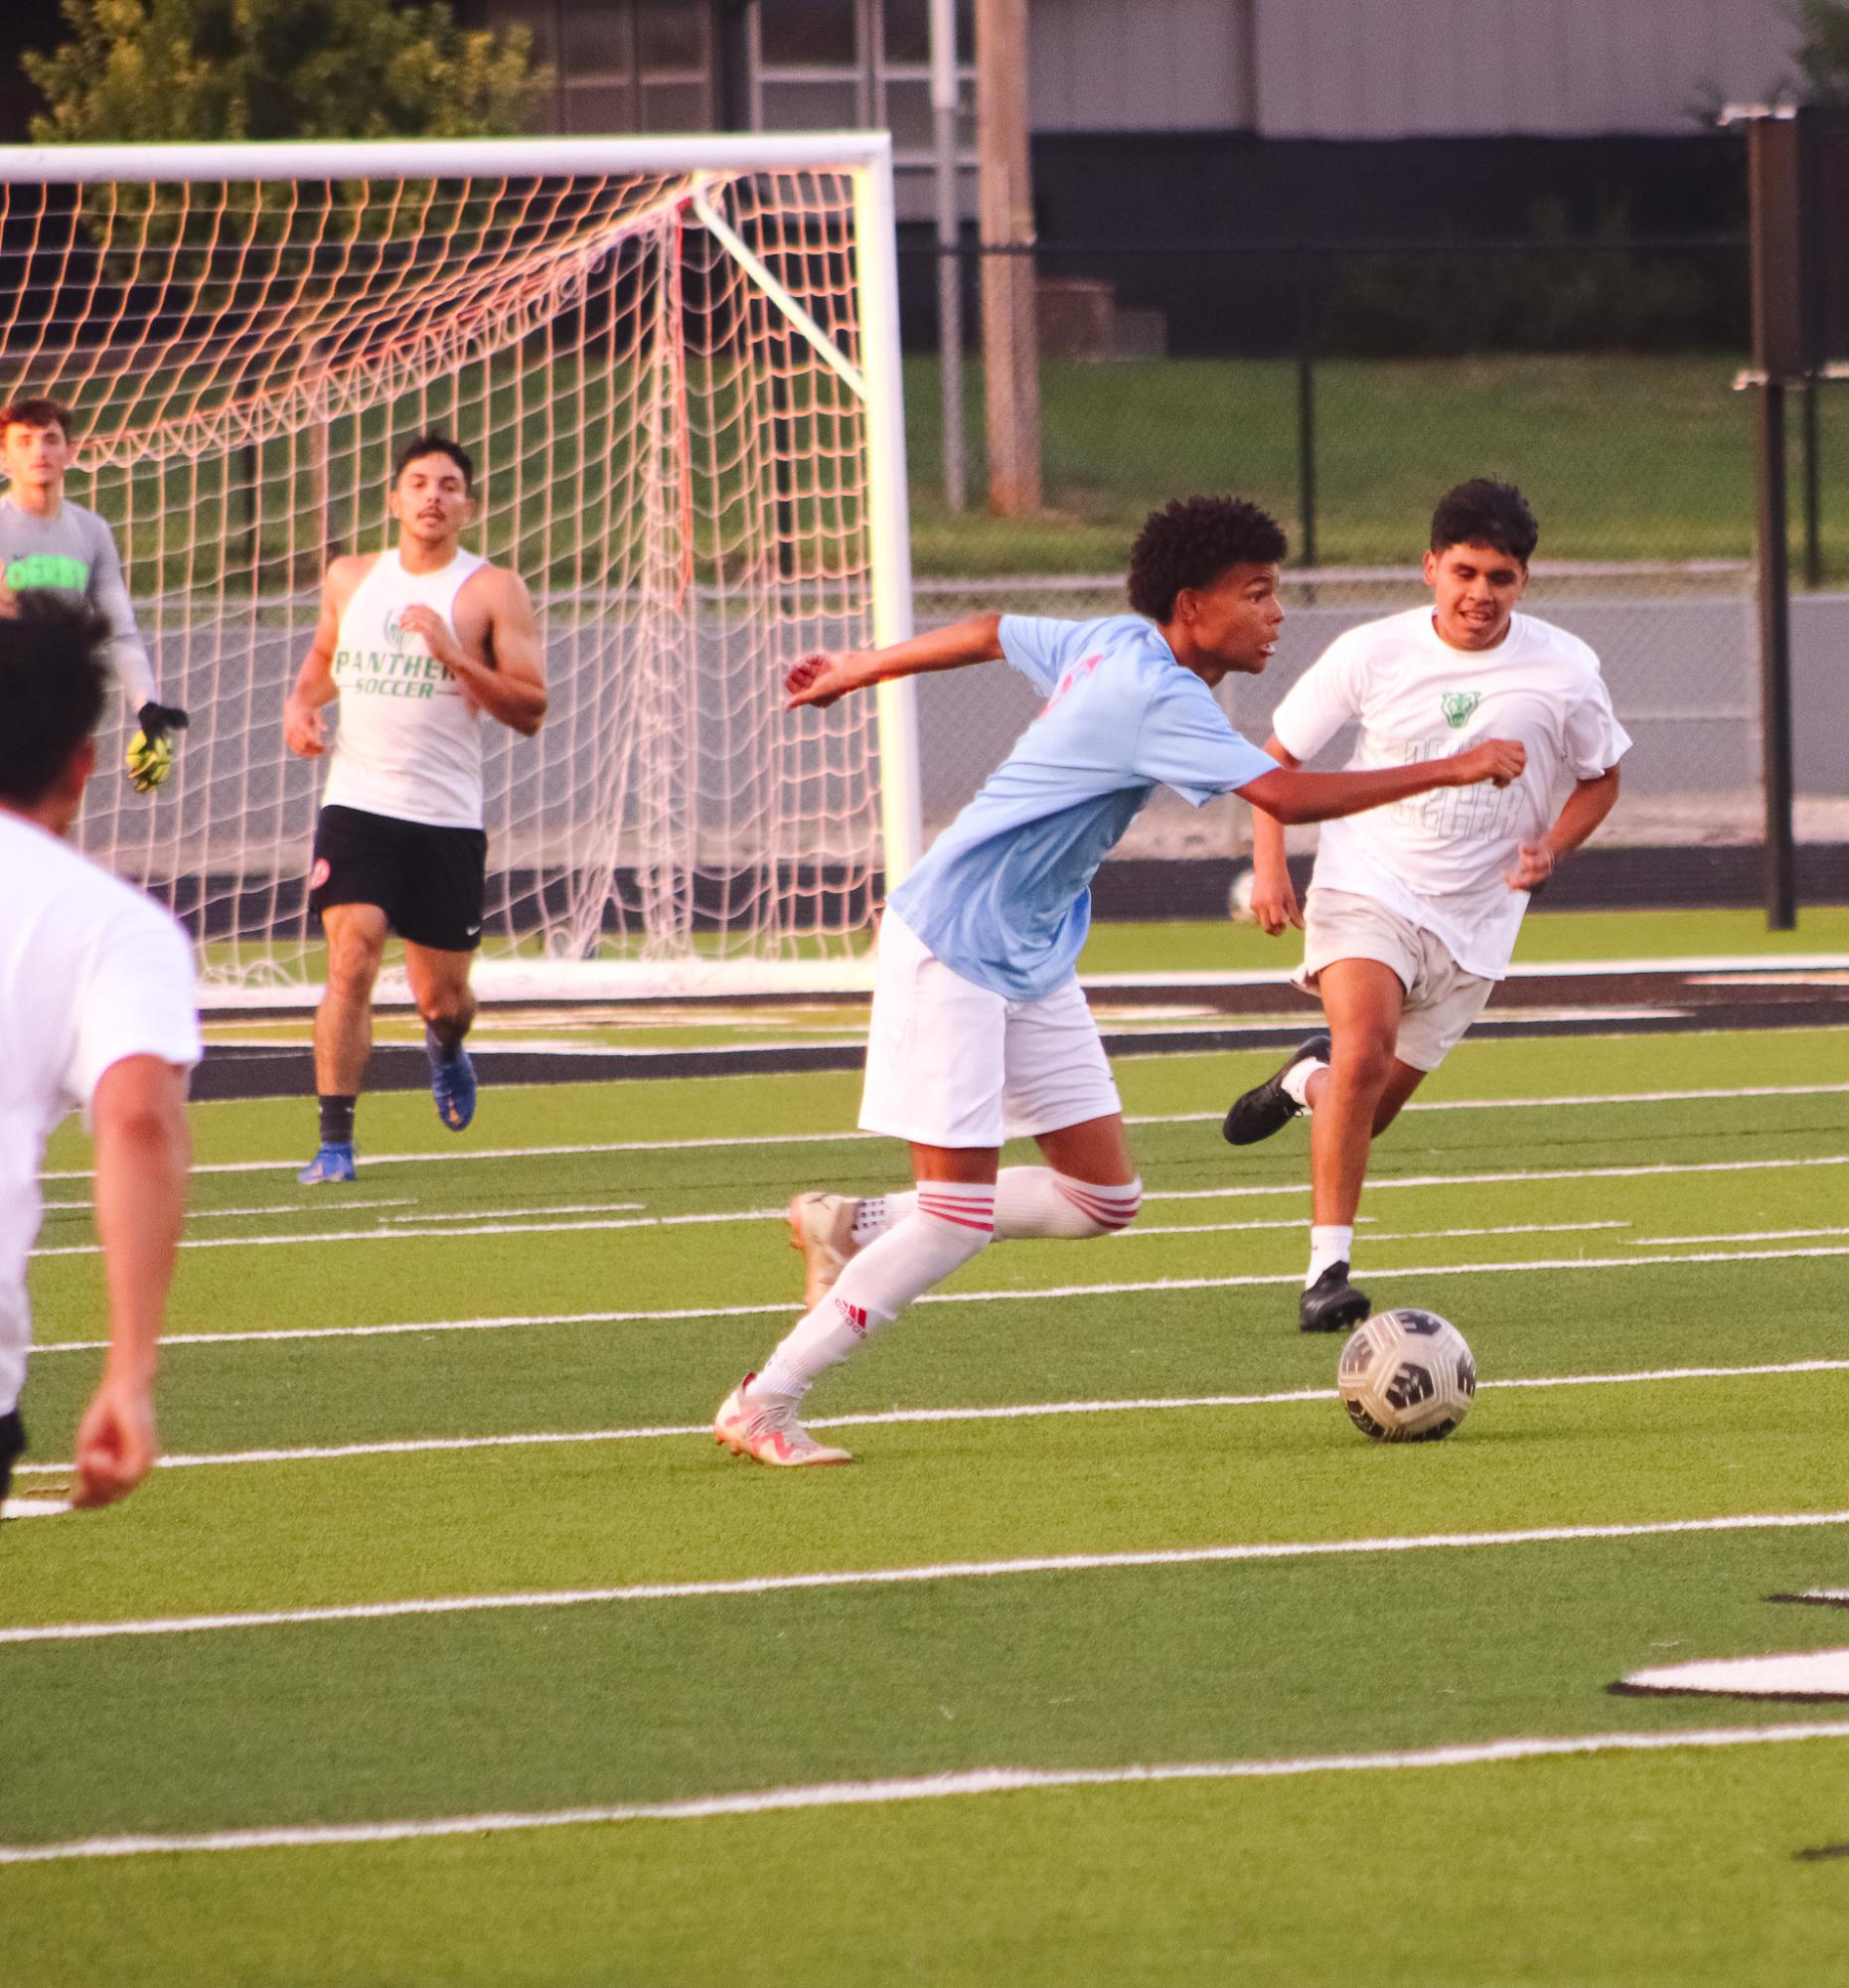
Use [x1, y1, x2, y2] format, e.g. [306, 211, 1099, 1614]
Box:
[283, 558, 360, 758]
[1247, 732, 1303, 934]
[401, 572, 548, 736]
[1239, 738, 1525, 827]
[786, 612, 1005, 710]
[1504, 765, 1620, 891]
[75, 1054, 191, 1509]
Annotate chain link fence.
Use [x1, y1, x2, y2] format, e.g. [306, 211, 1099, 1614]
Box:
[895, 235, 1849, 909]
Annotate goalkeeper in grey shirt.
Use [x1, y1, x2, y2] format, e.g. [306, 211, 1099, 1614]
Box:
[0, 395, 187, 790]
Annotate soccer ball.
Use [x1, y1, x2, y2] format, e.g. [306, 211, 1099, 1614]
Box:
[1337, 1308, 1476, 1443]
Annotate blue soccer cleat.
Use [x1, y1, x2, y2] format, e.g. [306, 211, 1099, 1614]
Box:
[429, 1045, 477, 1132]
[298, 1142, 357, 1185]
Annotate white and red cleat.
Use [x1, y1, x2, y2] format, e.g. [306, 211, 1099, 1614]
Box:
[713, 1373, 852, 1467]
[788, 1191, 860, 1308]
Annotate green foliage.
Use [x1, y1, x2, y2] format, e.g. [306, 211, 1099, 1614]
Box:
[1319, 200, 1733, 358]
[23, 0, 545, 144]
[1795, 0, 1849, 100]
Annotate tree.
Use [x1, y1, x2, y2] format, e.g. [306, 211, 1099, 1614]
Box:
[1795, 0, 1849, 101]
[24, 0, 542, 145]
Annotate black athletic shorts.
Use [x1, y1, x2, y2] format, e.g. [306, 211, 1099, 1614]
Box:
[0, 1407, 24, 1506]
[309, 804, 488, 953]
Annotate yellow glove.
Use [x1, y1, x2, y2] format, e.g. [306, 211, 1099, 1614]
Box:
[125, 728, 174, 792]
[127, 701, 188, 793]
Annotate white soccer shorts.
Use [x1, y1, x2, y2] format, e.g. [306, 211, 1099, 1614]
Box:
[857, 911, 1122, 1148]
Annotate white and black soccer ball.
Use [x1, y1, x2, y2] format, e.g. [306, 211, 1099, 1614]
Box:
[1337, 1308, 1476, 1443]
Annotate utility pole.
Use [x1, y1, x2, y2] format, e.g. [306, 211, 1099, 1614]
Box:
[931, 0, 966, 512]
[976, 0, 1040, 514]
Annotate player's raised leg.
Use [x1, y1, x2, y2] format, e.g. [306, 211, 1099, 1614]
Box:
[301, 901, 386, 1183]
[404, 940, 479, 1133]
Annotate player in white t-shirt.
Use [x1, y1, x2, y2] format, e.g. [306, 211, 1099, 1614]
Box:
[713, 497, 1527, 1465]
[1223, 480, 1631, 1330]
[283, 435, 546, 1183]
[0, 593, 199, 1517]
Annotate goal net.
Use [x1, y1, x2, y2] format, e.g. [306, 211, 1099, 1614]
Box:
[0, 135, 919, 998]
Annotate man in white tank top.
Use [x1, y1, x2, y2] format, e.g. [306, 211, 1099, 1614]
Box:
[282, 435, 546, 1182]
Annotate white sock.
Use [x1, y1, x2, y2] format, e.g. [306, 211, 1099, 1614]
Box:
[994, 1167, 1142, 1239]
[850, 1192, 910, 1245]
[1306, 1224, 1354, 1288]
[756, 1182, 996, 1400]
[1282, 1056, 1326, 1111]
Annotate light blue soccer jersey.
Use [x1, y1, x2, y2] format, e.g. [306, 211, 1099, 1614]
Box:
[888, 613, 1277, 999]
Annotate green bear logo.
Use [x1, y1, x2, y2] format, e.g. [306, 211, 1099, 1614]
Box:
[1441, 690, 1481, 730]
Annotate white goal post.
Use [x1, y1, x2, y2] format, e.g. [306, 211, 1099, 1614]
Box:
[0, 133, 921, 1000]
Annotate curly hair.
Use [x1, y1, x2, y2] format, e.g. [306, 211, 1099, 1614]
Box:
[1430, 479, 1538, 563]
[1127, 497, 1288, 621]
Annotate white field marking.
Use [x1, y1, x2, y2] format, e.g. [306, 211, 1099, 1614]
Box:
[39, 1198, 418, 1220]
[15, 1353, 1849, 1479]
[0, 1497, 70, 1519]
[5, 1511, 1849, 1650]
[1118, 1219, 1627, 1244]
[6, 1720, 1849, 1867]
[36, 1081, 1849, 1183]
[31, 1211, 671, 1260]
[30, 1238, 1849, 1359]
[1621, 1651, 1849, 1699]
[1149, 1152, 1849, 1204]
[29, 1149, 1849, 1263]
[377, 1201, 644, 1223]
[1635, 1227, 1849, 1247]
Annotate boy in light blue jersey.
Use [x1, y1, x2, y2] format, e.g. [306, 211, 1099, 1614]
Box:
[715, 498, 1525, 1467]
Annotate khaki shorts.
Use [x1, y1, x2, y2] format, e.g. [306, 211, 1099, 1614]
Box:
[1295, 887, 1495, 1072]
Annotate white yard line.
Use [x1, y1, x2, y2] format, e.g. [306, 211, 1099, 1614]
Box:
[31, 1149, 1849, 1259]
[1120, 1219, 1627, 1243]
[5, 1719, 1847, 1866]
[37, 1081, 1849, 1182]
[30, 1237, 1849, 1357]
[14, 1354, 1847, 1479]
[39, 1198, 418, 1220]
[4, 1510, 1847, 1649]
[1635, 1227, 1849, 1247]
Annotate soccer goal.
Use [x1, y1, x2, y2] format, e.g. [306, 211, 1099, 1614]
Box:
[0, 134, 920, 999]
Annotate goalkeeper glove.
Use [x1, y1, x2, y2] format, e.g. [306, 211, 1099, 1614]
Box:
[126, 701, 189, 793]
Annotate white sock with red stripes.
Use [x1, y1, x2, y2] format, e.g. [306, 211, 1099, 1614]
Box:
[755, 1181, 997, 1400]
[995, 1167, 1142, 1239]
[848, 1169, 1140, 1248]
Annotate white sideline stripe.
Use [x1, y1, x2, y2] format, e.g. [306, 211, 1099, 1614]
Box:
[1151, 1153, 1849, 1203]
[15, 1354, 1849, 1478]
[5, 1720, 1848, 1866]
[36, 1081, 1849, 1181]
[31, 1152, 1849, 1263]
[5, 1510, 1848, 1649]
[1121, 1219, 1626, 1243]
[40, 1198, 417, 1220]
[1635, 1226, 1849, 1246]
[32, 1238, 1849, 1357]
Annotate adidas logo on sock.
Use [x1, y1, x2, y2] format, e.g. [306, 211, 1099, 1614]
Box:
[834, 1297, 868, 1335]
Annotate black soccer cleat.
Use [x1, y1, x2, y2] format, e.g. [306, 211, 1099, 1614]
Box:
[1300, 1261, 1371, 1334]
[1222, 1033, 1331, 1147]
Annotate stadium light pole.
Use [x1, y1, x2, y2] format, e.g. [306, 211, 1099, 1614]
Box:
[977, 0, 1042, 514]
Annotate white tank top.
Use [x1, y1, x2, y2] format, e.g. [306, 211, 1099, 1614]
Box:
[323, 546, 490, 829]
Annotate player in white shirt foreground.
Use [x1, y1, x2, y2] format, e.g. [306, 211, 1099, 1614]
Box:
[0, 395, 190, 791]
[0, 593, 199, 1516]
[284, 435, 546, 1184]
[1223, 479, 1630, 1331]
[714, 497, 1526, 1465]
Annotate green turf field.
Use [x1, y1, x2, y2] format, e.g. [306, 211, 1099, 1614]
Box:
[5, 1024, 1849, 1982]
